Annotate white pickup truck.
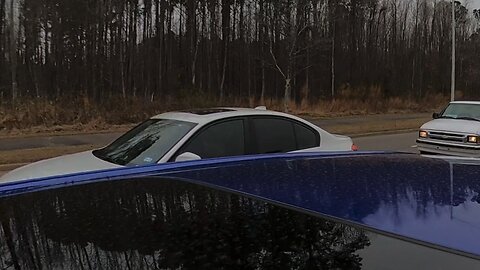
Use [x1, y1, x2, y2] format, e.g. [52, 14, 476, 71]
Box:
[417, 101, 480, 157]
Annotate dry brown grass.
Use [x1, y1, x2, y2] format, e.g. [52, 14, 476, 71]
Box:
[290, 87, 448, 117]
[0, 91, 449, 135]
[290, 97, 443, 117]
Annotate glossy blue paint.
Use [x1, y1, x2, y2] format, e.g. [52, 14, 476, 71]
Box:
[167, 154, 480, 258]
[2, 151, 480, 258]
[0, 151, 388, 196]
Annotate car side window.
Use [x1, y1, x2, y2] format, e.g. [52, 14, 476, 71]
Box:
[252, 118, 320, 154]
[180, 119, 245, 159]
[252, 118, 296, 154]
[294, 123, 318, 149]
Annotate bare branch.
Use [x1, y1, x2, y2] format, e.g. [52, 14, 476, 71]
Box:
[269, 37, 286, 79]
[289, 25, 309, 57]
[295, 64, 313, 77]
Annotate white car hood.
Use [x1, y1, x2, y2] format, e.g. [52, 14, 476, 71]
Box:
[0, 151, 121, 183]
[421, 119, 480, 134]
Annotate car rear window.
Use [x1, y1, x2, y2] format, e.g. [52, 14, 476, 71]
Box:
[0, 177, 478, 269]
[252, 118, 297, 153]
[251, 118, 319, 154]
[294, 122, 318, 149]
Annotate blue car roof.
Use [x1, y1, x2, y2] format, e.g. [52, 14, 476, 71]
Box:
[1, 151, 480, 258]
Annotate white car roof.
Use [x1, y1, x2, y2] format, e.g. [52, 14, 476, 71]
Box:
[450, 101, 480, 105]
[150, 107, 298, 124]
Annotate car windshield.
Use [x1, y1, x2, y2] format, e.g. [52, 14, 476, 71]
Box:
[93, 119, 196, 166]
[441, 104, 480, 121]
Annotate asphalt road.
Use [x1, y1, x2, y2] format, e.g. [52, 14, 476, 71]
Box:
[354, 132, 418, 153]
[0, 133, 124, 151]
[0, 131, 419, 153]
[309, 113, 428, 129]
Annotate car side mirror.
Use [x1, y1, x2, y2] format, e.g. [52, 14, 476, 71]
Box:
[432, 112, 440, 119]
[175, 152, 201, 162]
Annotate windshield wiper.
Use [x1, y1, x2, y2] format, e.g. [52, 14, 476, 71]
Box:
[438, 116, 456, 119]
[456, 116, 480, 122]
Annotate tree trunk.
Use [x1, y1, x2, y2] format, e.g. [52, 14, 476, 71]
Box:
[219, 0, 231, 102]
[331, 13, 336, 98]
[207, 1, 217, 94]
[9, 0, 17, 101]
[119, 22, 126, 99]
[192, 39, 199, 86]
[0, 0, 5, 90]
[220, 40, 228, 102]
[185, 0, 196, 85]
[259, 0, 266, 103]
[261, 64, 266, 103]
[156, 0, 166, 96]
[284, 77, 291, 112]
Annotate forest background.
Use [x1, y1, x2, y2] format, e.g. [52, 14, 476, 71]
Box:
[1, 0, 480, 130]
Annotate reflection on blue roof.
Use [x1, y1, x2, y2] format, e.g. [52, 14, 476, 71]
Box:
[1, 152, 480, 258]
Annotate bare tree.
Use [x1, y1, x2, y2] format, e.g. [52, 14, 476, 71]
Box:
[0, 0, 480, 106]
[269, 0, 312, 111]
[8, 0, 17, 101]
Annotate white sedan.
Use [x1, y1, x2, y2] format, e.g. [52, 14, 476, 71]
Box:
[1, 107, 356, 182]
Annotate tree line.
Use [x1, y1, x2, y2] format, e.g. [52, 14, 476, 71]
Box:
[1, 0, 480, 109]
